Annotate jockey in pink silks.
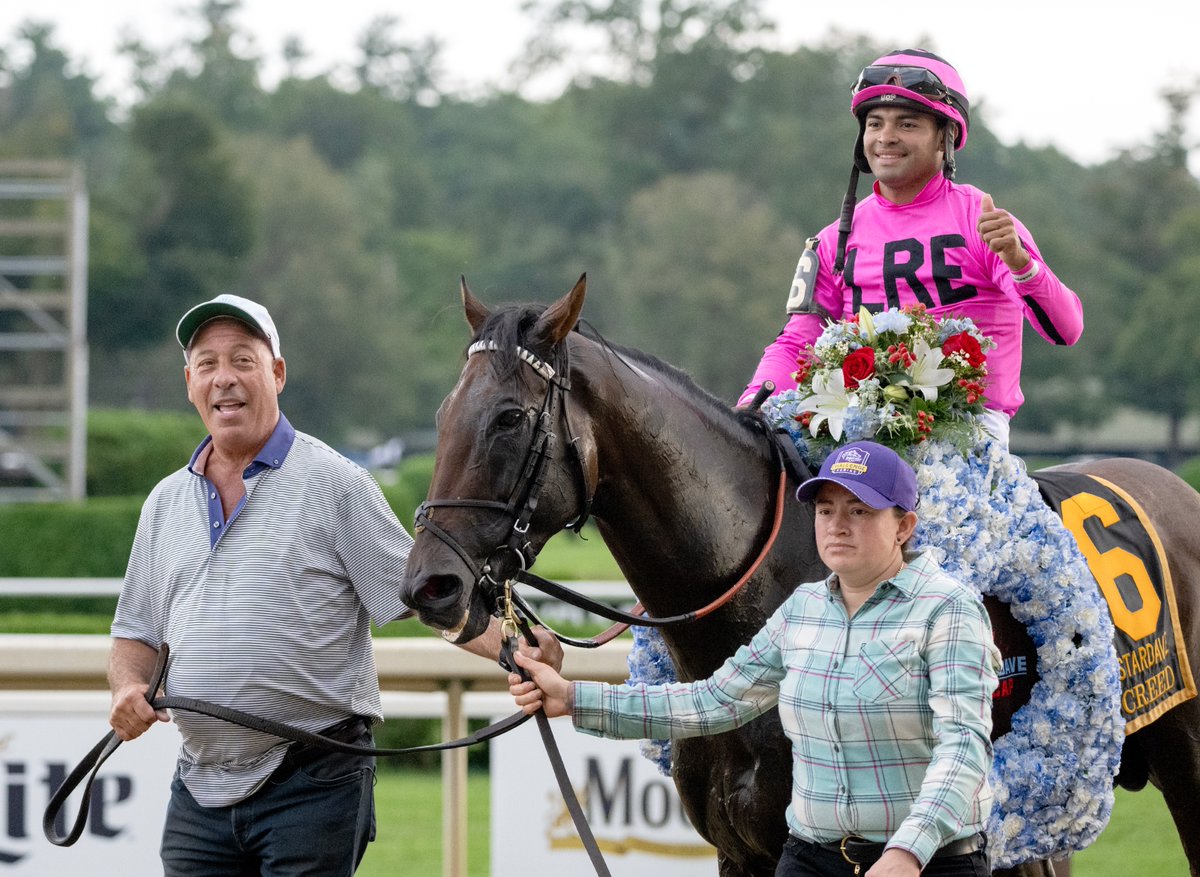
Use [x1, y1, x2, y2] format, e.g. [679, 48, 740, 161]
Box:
[740, 48, 1083, 448]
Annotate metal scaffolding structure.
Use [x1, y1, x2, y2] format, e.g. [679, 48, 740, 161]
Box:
[0, 160, 89, 502]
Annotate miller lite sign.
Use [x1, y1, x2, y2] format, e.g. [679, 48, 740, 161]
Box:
[2, 702, 178, 875]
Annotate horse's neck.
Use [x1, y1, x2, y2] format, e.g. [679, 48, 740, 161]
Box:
[575, 347, 789, 606]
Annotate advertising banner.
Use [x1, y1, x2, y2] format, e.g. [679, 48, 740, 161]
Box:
[1, 701, 179, 875]
[491, 715, 717, 876]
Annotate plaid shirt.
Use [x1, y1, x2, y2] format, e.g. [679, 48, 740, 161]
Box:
[573, 552, 1000, 866]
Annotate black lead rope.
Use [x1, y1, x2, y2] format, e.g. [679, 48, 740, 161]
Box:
[501, 621, 612, 877]
[43, 643, 531, 848]
[44, 638, 615, 877]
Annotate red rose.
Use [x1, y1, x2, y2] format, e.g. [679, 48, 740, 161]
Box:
[943, 332, 985, 368]
[841, 346, 876, 390]
[793, 354, 816, 385]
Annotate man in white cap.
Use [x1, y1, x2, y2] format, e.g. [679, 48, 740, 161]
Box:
[107, 294, 558, 875]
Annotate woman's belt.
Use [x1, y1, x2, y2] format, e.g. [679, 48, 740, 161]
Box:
[805, 831, 986, 864]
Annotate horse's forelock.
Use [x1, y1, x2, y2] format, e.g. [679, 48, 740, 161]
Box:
[469, 302, 570, 379]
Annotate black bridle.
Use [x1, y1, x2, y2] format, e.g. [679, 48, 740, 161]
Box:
[414, 334, 797, 647]
[414, 336, 594, 614]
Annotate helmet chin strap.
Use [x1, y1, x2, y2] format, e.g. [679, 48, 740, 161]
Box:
[943, 124, 957, 179]
[833, 165, 860, 275]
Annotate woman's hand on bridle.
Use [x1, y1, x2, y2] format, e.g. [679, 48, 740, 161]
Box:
[509, 651, 574, 718]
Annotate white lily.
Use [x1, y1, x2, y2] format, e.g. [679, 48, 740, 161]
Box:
[894, 337, 955, 401]
[795, 368, 852, 440]
[857, 306, 877, 344]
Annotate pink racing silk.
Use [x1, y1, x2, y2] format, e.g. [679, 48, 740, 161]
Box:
[741, 175, 1083, 417]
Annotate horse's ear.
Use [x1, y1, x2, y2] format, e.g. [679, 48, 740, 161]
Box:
[462, 276, 490, 334]
[531, 273, 587, 347]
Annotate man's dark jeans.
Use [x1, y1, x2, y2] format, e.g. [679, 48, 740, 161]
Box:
[161, 727, 376, 877]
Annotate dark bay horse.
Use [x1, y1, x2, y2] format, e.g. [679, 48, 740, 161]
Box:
[400, 276, 1200, 877]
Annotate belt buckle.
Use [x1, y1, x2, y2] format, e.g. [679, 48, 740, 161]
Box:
[839, 834, 871, 875]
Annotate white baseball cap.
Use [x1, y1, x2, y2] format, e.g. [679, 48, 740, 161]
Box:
[176, 294, 281, 359]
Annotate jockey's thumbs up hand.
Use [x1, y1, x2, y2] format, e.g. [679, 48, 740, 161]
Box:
[976, 192, 1029, 272]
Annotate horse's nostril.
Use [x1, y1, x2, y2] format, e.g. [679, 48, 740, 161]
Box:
[415, 574, 462, 606]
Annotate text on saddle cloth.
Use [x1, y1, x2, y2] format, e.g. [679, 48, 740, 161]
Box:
[1034, 468, 1197, 733]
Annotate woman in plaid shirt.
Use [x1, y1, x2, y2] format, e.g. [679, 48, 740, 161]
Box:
[511, 441, 1000, 877]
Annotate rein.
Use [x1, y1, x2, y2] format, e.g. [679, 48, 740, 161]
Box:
[513, 465, 789, 646]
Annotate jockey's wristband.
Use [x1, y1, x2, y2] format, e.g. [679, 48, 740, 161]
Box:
[1012, 261, 1040, 283]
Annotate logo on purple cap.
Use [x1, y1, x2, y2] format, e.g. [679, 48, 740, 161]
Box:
[829, 446, 869, 476]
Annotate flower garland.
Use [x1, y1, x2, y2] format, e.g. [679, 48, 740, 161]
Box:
[628, 428, 1124, 866]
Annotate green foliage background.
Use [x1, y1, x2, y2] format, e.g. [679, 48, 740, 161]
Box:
[3, 8, 1196, 870]
[3, 0, 1196, 460]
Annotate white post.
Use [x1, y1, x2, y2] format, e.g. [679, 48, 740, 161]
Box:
[442, 679, 468, 877]
[67, 165, 89, 501]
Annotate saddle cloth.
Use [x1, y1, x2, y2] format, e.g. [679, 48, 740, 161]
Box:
[1034, 468, 1197, 733]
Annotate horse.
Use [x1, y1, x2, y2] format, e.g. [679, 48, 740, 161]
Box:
[399, 275, 1200, 877]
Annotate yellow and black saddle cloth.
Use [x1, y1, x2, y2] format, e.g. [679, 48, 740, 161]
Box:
[1034, 468, 1197, 733]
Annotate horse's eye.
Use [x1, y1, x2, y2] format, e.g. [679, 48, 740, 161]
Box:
[496, 409, 525, 430]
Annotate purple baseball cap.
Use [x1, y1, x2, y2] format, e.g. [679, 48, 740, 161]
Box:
[795, 441, 918, 511]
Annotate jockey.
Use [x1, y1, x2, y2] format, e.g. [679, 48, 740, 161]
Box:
[740, 48, 1083, 448]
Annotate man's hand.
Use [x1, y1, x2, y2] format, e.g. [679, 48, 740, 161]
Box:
[110, 682, 170, 741]
[977, 193, 1031, 273]
[108, 638, 170, 741]
[523, 624, 564, 672]
[508, 651, 574, 718]
[459, 618, 564, 672]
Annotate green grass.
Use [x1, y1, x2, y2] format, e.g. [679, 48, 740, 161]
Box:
[357, 771, 1189, 877]
[1072, 786, 1188, 875]
[526, 526, 622, 579]
[360, 768, 490, 877]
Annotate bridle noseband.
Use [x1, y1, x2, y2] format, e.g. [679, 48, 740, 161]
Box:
[414, 337, 593, 604]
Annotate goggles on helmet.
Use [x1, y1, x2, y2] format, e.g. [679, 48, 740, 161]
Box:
[853, 65, 953, 101]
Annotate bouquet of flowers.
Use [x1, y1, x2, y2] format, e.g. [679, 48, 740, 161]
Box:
[782, 304, 992, 456]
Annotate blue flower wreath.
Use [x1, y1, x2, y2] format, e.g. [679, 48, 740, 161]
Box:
[628, 394, 1124, 868]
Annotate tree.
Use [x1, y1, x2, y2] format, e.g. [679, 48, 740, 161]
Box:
[228, 135, 414, 440]
[354, 15, 445, 105]
[1094, 86, 1200, 464]
[89, 99, 254, 352]
[517, 0, 773, 87]
[603, 171, 802, 399]
[119, 0, 268, 130]
[0, 21, 114, 158]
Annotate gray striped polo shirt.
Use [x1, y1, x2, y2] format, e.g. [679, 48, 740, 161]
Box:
[112, 417, 412, 807]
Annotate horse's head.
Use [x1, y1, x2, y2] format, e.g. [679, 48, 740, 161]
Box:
[400, 275, 597, 643]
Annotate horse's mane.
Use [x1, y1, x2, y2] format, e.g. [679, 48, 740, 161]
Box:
[472, 302, 767, 436]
